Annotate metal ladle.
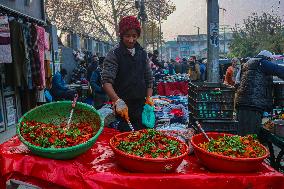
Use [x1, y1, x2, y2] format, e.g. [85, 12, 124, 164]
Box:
[66, 94, 78, 130]
[127, 119, 135, 132]
[195, 121, 211, 142]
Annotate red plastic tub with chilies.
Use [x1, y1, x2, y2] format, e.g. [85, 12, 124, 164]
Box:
[110, 131, 189, 173]
[191, 132, 269, 172]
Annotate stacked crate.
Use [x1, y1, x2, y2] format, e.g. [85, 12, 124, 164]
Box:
[188, 82, 238, 134]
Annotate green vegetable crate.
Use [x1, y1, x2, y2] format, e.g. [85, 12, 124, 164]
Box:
[198, 120, 239, 134]
[188, 82, 235, 120]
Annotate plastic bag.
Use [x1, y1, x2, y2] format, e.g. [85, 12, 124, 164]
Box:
[44, 89, 53, 102]
[142, 104, 155, 128]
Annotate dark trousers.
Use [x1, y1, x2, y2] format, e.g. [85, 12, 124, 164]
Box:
[237, 107, 262, 136]
[117, 99, 146, 132]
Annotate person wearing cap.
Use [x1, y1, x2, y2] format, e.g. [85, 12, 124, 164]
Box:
[236, 50, 284, 136]
[101, 16, 153, 132]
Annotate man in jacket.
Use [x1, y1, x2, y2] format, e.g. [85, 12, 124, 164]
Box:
[236, 50, 284, 135]
[181, 58, 189, 74]
[101, 16, 153, 132]
[152, 50, 163, 68]
[199, 59, 207, 81]
[87, 54, 99, 81]
[90, 57, 108, 109]
[188, 56, 201, 81]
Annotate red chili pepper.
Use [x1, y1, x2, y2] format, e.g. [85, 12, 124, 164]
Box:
[20, 121, 97, 148]
[48, 137, 55, 144]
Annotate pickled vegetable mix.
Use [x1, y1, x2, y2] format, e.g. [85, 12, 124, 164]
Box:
[113, 129, 184, 159]
[20, 121, 96, 148]
[198, 135, 266, 158]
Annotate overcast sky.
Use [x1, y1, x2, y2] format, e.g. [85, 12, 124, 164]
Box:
[162, 0, 284, 40]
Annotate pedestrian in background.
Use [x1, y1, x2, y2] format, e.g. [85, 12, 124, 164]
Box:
[152, 50, 163, 68]
[90, 57, 108, 109]
[199, 59, 207, 81]
[181, 58, 189, 74]
[51, 68, 77, 100]
[87, 54, 99, 81]
[224, 58, 239, 86]
[188, 56, 200, 81]
[168, 59, 176, 75]
[174, 59, 182, 74]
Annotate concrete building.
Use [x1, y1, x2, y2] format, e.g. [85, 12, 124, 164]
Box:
[164, 33, 233, 60]
[60, 31, 113, 57]
[58, 31, 114, 82]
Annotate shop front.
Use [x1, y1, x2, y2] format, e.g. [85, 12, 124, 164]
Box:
[0, 0, 49, 133]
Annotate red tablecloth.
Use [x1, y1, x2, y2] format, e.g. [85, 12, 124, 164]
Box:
[157, 81, 188, 96]
[1, 128, 284, 189]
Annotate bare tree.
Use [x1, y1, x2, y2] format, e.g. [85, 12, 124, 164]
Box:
[45, 0, 176, 43]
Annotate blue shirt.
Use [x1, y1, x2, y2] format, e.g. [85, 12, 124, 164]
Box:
[90, 69, 103, 93]
[52, 72, 68, 91]
[199, 63, 206, 74]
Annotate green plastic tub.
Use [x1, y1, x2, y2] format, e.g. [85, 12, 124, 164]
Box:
[17, 101, 104, 160]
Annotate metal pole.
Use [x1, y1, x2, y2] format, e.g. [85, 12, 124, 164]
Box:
[159, 5, 162, 60]
[219, 7, 227, 57]
[194, 26, 201, 57]
[198, 27, 200, 57]
[151, 21, 154, 52]
[140, 0, 147, 49]
[142, 20, 147, 48]
[207, 0, 220, 82]
[223, 27, 226, 55]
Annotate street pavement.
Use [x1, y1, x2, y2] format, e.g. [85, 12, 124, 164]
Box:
[0, 125, 16, 144]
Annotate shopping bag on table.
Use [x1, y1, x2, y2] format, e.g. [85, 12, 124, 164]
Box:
[142, 104, 155, 128]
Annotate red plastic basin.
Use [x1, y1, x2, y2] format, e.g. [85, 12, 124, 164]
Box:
[191, 132, 269, 172]
[109, 131, 189, 173]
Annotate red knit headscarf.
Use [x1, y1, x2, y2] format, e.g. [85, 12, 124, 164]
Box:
[119, 16, 141, 37]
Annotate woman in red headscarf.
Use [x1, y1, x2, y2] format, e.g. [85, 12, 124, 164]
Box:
[101, 16, 154, 132]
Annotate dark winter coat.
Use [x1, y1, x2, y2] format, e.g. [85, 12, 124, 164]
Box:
[101, 42, 153, 101]
[236, 58, 273, 111]
[181, 61, 189, 74]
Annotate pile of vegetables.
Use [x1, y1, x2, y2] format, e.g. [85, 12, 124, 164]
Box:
[264, 120, 274, 131]
[198, 135, 266, 158]
[113, 129, 184, 159]
[20, 121, 96, 148]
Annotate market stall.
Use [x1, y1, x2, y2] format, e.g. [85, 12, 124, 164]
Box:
[156, 74, 189, 96]
[1, 128, 284, 189]
[67, 83, 89, 102]
[261, 109, 284, 172]
[260, 125, 284, 172]
[1, 81, 284, 188]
